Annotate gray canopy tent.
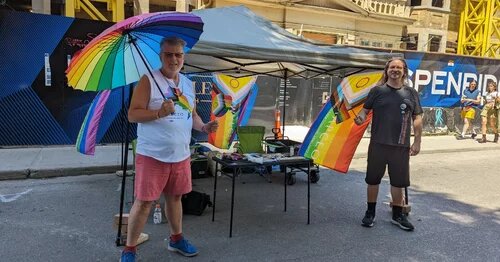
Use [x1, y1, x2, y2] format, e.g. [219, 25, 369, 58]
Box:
[187, 5, 396, 78]
[186, 5, 399, 134]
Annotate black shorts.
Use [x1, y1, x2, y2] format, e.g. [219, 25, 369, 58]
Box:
[366, 142, 410, 188]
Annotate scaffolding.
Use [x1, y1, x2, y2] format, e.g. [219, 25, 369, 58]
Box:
[458, 0, 500, 58]
[65, 0, 124, 22]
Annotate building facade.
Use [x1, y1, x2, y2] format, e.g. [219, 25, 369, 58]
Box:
[0, 0, 468, 53]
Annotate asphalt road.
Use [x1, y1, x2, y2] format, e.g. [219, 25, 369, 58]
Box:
[1, 149, 499, 262]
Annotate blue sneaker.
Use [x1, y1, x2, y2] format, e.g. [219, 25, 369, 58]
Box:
[168, 237, 199, 257]
[120, 250, 136, 262]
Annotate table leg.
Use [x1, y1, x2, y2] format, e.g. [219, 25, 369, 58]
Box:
[307, 163, 310, 225]
[212, 161, 218, 222]
[284, 165, 287, 212]
[229, 167, 237, 238]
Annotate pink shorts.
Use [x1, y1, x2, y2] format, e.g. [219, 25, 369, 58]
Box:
[134, 154, 192, 201]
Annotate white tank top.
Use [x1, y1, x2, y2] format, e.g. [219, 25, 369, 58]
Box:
[484, 91, 498, 104]
[136, 70, 195, 163]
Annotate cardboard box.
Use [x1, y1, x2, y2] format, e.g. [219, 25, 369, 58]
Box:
[113, 214, 150, 246]
[113, 213, 129, 234]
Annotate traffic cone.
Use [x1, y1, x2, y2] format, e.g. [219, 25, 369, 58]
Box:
[273, 109, 282, 139]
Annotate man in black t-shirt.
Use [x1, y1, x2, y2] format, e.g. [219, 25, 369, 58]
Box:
[354, 58, 423, 231]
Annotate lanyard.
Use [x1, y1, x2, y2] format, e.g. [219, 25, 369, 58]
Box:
[164, 77, 180, 101]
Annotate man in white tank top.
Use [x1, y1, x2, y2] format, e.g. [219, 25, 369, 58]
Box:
[121, 37, 218, 261]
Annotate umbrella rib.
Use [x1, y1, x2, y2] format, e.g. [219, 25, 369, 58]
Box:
[129, 36, 167, 100]
[92, 38, 121, 91]
[67, 13, 203, 91]
[74, 47, 105, 91]
[132, 31, 162, 51]
[98, 36, 123, 91]
[133, 28, 200, 50]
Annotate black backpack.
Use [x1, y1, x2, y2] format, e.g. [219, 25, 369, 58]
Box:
[182, 191, 212, 216]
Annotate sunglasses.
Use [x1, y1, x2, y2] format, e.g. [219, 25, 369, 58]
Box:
[161, 52, 184, 58]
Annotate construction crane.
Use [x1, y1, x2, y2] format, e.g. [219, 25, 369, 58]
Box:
[458, 0, 500, 58]
[65, 0, 124, 22]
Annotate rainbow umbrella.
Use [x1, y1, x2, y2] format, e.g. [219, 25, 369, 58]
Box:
[66, 11, 203, 93]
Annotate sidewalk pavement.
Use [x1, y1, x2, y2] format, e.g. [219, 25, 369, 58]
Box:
[0, 134, 498, 180]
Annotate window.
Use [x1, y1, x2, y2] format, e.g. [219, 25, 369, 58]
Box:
[371, 42, 382, 47]
[428, 35, 442, 52]
[385, 43, 394, 48]
[360, 40, 370, 46]
[406, 34, 418, 50]
[410, 0, 422, 6]
[432, 0, 444, 8]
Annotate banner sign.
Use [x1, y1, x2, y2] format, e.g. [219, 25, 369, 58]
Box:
[405, 52, 500, 107]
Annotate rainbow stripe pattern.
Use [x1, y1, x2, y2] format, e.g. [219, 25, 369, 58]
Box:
[208, 74, 258, 149]
[330, 86, 350, 123]
[298, 71, 383, 173]
[76, 90, 111, 155]
[209, 92, 239, 149]
[299, 102, 372, 173]
[66, 12, 203, 92]
[176, 95, 193, 113]
[171, 87, 193, 113]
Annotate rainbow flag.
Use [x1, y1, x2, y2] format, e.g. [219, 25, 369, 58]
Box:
[208, 74, 257, 149]
[213, 74, 256, 105]
[175, 93, 193, 113]
[299, 102, 372, 173]
[336, 101, 350, 124]
[169, 82, 192, 113]
[76, 90, 111, 155]
[212, 92, 229, 117]
[209, 90, 238, 149]
[330, 85, 350, 124]
[341, 71, 383, 108]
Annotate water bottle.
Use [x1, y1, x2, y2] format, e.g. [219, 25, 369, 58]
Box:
[153, 203, 162, 224]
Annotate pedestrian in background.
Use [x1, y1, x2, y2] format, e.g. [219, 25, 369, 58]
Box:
[120, 37, 218, 262]
[478, 81, 499, 143]
[354, 58, 423, 231]
[458, 80, 481, 140]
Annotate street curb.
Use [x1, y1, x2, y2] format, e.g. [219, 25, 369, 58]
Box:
[0, 146, 498, 180]
[0, 170, 30, 180]
[0, 165, 133, 181]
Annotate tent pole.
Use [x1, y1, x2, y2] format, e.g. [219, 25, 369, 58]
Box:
[116, 87, 132, 246]
[282, 69, 288, 137]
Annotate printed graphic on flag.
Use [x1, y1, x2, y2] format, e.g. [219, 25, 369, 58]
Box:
[340, 71, 383, 108]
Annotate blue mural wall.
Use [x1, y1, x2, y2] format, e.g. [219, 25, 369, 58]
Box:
[2, 10, 498, 146]
[405, 52, 499, 107]
[0, 10, 262, 146]
[0, 10, 312, 146]
[0, 10, 124, 146]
